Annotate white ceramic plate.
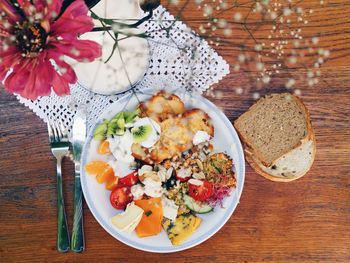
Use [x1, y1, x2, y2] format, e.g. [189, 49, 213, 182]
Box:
[80, 90, 245, 253]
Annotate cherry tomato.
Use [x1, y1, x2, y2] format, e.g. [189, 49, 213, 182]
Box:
[110, 186, 133, 210]
[188, 179, 214, 202]
[118, 171, 138, 187]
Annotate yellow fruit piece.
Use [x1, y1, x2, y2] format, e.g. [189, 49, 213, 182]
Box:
[162, 214, 202, 246]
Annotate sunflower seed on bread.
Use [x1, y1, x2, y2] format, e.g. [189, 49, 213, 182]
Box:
[234, 93, 316, 182]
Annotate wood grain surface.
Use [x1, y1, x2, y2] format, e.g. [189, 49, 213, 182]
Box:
[0, 1, 349, 262]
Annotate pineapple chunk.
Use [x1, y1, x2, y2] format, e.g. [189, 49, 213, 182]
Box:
[162, 214, 201, 246]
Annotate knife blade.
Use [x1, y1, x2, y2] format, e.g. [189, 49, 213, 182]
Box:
[71, 107, 87, 253]
[72, 109, 86, 171]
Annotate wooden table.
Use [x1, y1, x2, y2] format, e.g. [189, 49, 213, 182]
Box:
[1, 1, 349, 262]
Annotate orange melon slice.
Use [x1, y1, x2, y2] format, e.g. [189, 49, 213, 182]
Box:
[97, 140, 111, 155]
[85, 160, 118, 190]
[135, 198, 163, 237]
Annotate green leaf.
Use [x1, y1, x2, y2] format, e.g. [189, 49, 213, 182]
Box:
[105, 33, 118, 63]
[92, 16, 115, 26]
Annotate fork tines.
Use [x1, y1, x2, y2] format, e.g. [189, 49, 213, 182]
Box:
[47, 120, 68, 142]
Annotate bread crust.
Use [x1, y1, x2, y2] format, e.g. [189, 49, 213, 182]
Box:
[235, 93, 316, 182]
[234, 93, 314, 167]
[246, 134, 316, 182]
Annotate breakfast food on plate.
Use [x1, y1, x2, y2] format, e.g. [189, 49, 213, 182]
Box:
[234, 93, 315, 182]
[138, 91, 186, 122]
[132, 108, 214, 164]
[134, 92, 214, 164]
[162, 214, 202, 246]
[85, 91, 237, 245]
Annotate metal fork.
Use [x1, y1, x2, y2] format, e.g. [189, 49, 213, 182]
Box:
[47, 121, 70, 253]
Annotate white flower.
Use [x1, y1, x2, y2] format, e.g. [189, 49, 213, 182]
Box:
[234, 12, 242, 22]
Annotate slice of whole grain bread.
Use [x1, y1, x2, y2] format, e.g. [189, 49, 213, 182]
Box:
[234, 93, 316, 182]
[247, 137, 316, 182]
[234, 93, 313, 167]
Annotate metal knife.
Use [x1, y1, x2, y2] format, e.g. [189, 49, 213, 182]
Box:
[71, 108, 87, 253]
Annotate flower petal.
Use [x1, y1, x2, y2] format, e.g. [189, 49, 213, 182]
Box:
[0, 50, 30, 84]
[16, 0, 33, 17]
[0, 46, 19, 68]
[47, 49, 78, 83]
[51, 54, 77, 83]
[20, 60, 54, 100]
[51, 0, 93, 35]
[16, 0, 61, 22]
[4, 69, 29, 93]
[41, 0, 62, 21]
[0, 52, 29, 74]
[0, 0, 21, 23]
[53, 15, 94, 36]
[51, 39, 102, 62]
[60, 0, 88, 17]
[0, 65, 8, 80]
[0, 45, 18, 58]
[51, 71, 70, 96]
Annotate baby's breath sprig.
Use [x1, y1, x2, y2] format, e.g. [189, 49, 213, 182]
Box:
[88, 0, 330, 100]
[168, 0, 331, 99]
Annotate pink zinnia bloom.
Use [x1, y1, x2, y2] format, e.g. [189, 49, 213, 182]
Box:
[0, 0, 101, 100]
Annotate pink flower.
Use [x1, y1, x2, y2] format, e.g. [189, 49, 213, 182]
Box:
[0, 0, 101, 100]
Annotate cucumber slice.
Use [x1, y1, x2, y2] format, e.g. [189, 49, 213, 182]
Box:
[183, 195, 213, 214]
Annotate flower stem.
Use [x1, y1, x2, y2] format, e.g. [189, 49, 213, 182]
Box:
[91, 10, 153, 32]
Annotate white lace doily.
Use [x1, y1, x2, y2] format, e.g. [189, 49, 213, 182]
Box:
[16, 6, 229, 136]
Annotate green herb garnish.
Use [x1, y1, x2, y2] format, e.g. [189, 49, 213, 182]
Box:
[145, 211, 152, 217]
[211, 161, 222, 173]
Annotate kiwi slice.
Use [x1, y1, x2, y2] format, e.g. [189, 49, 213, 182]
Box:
[93, 120, 108, 140]
[124, 109, 140, 123]
[117, 115, 125, 129]
[112, 112, 125, 128]
[107, 122, 117, 136]
[131, 125, 152, 143]
[107, 112, 125, 136]
[115, 127, 125, 136]
[124, 108, 141, 123]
